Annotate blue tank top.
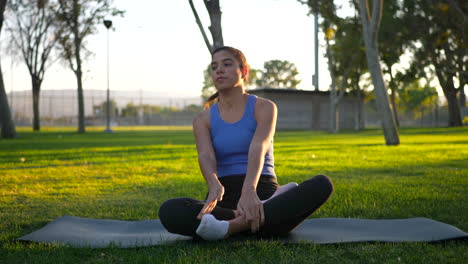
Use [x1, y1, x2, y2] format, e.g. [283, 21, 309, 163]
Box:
[210, 94, 276, 178]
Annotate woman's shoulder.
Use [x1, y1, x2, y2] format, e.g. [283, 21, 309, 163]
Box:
[253, 96, 277, 113]
[192, 108, 211, 128]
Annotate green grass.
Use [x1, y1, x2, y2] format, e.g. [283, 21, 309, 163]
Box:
[1, 126, 467, 263]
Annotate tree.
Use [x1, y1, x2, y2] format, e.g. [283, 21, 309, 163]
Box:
[201, 64, 216, 101]
[189, 0, 224, 101]
[401, 0, 466, 127]
[324, 27, 345, 133]
[358, 0, 399, 145]
[325, 16, 366, 133]
[188, 0, 223, 53]
[259, 60, 301, 88]
[247, 68, 261, 88]
[398, 81, 438, 119]
[0, 0, 17, 138]
[378, 0, 410, 127]
[6, 0, 58, 131]
[93, 99, 117, 118]
[55, 0, 123, 133]
[182, 104, 203, 113]
[299, 0, 367, 132]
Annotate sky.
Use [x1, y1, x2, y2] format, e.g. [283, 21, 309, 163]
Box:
[2, 0, 355, 98]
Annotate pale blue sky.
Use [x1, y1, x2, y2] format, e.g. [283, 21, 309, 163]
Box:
[3, 0, 356, 97]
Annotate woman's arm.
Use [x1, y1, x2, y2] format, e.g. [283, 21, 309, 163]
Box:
[192, 110, 224, 219]
[237, 98, 278, 232]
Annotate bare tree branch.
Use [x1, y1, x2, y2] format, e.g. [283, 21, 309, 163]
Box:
[369, 0, 382, 41]
[360, 0, 370, 26]
[188, 0, 212, 53]
[358, 0, 370, 39]
[5, 0, 58, 130]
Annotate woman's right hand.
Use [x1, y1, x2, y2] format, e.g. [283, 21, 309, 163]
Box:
[197, 182, 225, 219]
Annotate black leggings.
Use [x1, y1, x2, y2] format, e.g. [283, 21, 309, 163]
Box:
[158, 174, 333, 238]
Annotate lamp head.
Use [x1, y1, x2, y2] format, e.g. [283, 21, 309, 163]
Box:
[104, 20, 112, 29]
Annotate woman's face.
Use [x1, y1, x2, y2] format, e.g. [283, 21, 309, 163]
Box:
[211, 50, 244, 91]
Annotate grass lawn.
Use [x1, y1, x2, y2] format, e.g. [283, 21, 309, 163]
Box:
[0, 126, 467, 263]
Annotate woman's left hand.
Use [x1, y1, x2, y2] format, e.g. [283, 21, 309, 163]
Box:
[237, 190, 264, 233]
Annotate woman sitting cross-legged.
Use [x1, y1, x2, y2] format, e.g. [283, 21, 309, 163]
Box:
[158, 46, 333, 240]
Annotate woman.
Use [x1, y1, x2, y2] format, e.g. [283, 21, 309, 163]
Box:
[158, 46, 333, 240]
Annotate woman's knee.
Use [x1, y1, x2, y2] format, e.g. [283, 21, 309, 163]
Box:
[158, 198, 194, 231]
[301, 174, 334, 196]
[314, 174, 334, 194]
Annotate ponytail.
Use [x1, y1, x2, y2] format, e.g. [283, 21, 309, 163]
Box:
[203, 92, 219, 109]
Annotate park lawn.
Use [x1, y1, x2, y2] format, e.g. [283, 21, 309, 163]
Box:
[0, 126, 467, 264]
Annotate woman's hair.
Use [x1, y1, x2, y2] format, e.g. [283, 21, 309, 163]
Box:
[203, 46, 249, 109]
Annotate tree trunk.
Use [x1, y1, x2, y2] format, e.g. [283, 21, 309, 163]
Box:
[326, 40, 350, 134]
[330, 97, 339, 133]
[435, 67, 462, 126]
[387, 69, 399, 127]
[0, 63, 17, 138]
[355, 84, 363, 131]
[76, 67, 85, 133]
[72, 1, 85, 133]
[365, 43, 399, 144]
[204, 0, 223, 50]
[456, 42, 466, 121]
[329, 75, 338, 133]
[459, 84, 466, 120]
[445, 88, 462, 127]
[359, 0, 399, 145]
[389, 89, 399, 127]
[0, 0, 17, 138]
[357, 74, 365, 130]
[32, 77, 42, 131]
[326, 41, 338, 133]
[420, 107, 424, 127]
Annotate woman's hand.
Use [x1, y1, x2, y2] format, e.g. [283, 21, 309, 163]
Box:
[236, 189, 264, 233]
[197, 182, 225, 220]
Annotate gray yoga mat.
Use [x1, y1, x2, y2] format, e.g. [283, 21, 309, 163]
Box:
[19, 215, 467, 248]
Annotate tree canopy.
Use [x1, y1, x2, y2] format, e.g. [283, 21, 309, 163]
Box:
[259, 60, 301, 89]
[400, 0, 466, 126]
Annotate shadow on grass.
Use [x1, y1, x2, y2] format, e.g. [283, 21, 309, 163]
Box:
[402, 140, 468, 145]
[0, 156, 183, 170]
[275, 146, 341, 155]
[0, 130, 195, 152]
[1, 145, 197, 169]
[399, 127, 468, 135]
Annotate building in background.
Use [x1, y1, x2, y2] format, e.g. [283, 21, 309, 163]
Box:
[249, 88, 363, 130]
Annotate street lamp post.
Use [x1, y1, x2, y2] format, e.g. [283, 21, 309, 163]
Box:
[104, 19, 113, 133]
[313, 12, 319, 91]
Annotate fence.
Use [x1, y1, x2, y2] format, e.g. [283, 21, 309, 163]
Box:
[7, 90, 201, 127]
[364, 105, 450, 128]
[6, 90, 455, 128]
